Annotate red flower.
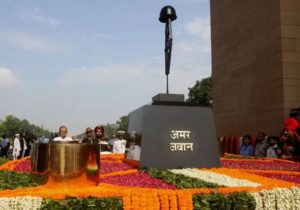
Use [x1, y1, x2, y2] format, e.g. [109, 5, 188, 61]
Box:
[101, 171, 176, 189]
[14, 160, 31, 173]
[100, 162, 134, 174]
[221, 159, 300, 171]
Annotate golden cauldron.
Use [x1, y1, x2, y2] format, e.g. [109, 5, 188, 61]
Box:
[31, 142, 100, 184]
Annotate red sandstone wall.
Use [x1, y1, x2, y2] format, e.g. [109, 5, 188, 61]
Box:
[211, 0, 285, 136]
[280, 0, 300, 118]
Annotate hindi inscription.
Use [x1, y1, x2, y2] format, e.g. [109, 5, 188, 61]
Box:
[169, 130, 194, 152]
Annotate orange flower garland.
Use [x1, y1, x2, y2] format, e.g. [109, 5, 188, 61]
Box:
[203, 168, 300, 189]
[100, 169, 138, 178]
[242, 169, 300, 175]
[0, 155, 300, 209]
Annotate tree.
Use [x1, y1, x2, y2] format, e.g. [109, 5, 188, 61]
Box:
[116, 115, 129, 132]
[20, 119, 31, 133]
[103, 123, 117, 139]
[2, 115, 21, 137]
[0, 115, 53, 138]
[0, 122, 7, 137]
[187, 77, 212, 107]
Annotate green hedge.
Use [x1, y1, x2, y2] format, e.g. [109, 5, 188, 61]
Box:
[39, 192, 255, 210]
[193, 192, 256, 210]
[40, 197, 123, 210]
[0, 171, 39, 190]
[0, 157, 9, 166]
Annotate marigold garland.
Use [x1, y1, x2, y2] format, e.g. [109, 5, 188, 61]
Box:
[0, 154, 300, 209]
[242, 169, 300, 175]
[203, 168, 300, 189]
[243, 169, 300, 184]
[100, 169, 138, 178]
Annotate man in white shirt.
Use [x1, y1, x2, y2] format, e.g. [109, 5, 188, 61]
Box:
[12, 134, 20, 160]
[12, 134, 27, 159]
[113, 130, 127, 154]
[53, 126, 73, 142]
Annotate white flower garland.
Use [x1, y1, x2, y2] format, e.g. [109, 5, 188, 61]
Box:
[250, 192, 263, 210]
[169, 168, 261, 187]
[0, 196, 42, 210]
[251, 187, 300, 210]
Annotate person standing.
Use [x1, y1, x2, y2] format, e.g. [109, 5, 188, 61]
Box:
[1, 135, 9, 157]
[19, 133, 28, 158]
[12, 134, 27, 160]
[113, 130, 127, 154]
[82, 127, 97, 144]
[95, 126, 111, 154]
[12, 134, 20, 160]
[53, 126, 73, 142]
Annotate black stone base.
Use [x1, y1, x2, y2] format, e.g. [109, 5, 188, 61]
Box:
[128, 97, 220, 169]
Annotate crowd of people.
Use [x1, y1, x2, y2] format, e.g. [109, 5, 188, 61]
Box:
[0, 125, 141, 161]
[3, 110, 300, 162]
[52, 125, 141, 160]
[0, 133, 35, 160]
[49, 125, 141, 159]
[240, 117, 300, 160]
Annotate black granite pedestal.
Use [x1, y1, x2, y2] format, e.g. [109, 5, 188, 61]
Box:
[128, 94, 220, 169]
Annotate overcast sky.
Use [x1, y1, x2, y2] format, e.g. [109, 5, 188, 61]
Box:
[0, 0, 211, 135]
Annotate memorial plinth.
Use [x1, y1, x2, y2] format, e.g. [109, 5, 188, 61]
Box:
[31, 142, 100, 185]
[128, 93, 221, 169]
